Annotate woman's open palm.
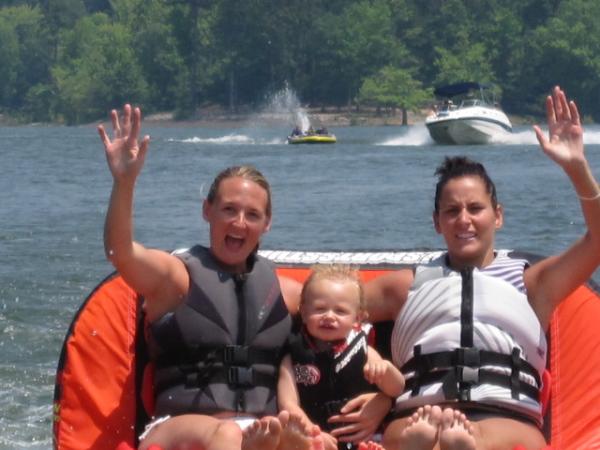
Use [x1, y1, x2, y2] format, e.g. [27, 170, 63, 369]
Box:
[534, 86, 584, 167]
[98, 104, 150, 181]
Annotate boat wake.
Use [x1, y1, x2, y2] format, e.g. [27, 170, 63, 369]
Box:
[495, 127, 600, 145]
[488, 129, 537, 145]
[584, 129, 600, 144]
[169, 134, 285, 145]
[378, 124, 433, 146]
[381, 125, 600, 146]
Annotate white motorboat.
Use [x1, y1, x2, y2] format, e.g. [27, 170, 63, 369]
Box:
[425, 82, 512, 145]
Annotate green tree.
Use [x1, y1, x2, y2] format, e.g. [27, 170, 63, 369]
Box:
[0, 19, 19, 108]
[52, 13, 147, 123]
[433, 43, 495, 87]
[519, 0, 600, 119]
[164, 0, 221, 115]
[82, 0, 112, 13]
[313, 0, 406, 107]
[128, 0, 188, 111]
[214, 0, 311, 109]
[358, 65, 432, 125]
[0, 5, 50, 116]
[42, 0, 86, 60]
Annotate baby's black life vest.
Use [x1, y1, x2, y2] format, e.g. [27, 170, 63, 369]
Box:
[289, 324, 376, 433]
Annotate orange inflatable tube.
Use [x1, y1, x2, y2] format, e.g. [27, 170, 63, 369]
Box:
[53, 253, 600, 450]
[53, 273, 147, 450]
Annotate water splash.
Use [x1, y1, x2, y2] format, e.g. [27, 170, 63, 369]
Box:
[584, 129, 600, 144]
[168, 134, 286, 145]
[379, 123, 600, 146]
[172, 134, 254, 144]
[262, 83, 311, 132]
[378, 124, 433, 146]
[490, 128, 537, 145]
[494, 127, 600, 145]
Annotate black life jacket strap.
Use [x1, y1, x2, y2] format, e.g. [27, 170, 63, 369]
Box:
[156, 344, 278, 367]
[400, 347, 541, 387]
[460, 267, 474, 347]
[403, 366, 540, 402]
[185, 366, 276, 389]
[155, 364, 277, 393]
[154, 344, 280, 393]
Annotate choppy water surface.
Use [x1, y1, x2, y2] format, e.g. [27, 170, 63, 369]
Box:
[1, 122, 600, 448]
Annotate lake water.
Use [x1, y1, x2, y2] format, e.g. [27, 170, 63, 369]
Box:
[1, 121, 600, 448]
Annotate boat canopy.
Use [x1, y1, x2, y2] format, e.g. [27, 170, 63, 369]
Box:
[434, 82, 493, 98]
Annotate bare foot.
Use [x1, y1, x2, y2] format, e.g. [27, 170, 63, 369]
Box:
[399, 405, 442, 450]
[358, 441, 385, 450]
[277, 411, 324, 450]
[242, 416, 282, 450]
[439, 408, 476, 450]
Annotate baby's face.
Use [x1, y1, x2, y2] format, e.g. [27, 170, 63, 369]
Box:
[300, 278, 361, 342]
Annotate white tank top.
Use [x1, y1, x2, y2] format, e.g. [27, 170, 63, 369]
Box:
[391, 252, 547, 424]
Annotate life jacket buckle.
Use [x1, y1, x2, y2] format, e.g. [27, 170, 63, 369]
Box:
[458, 365, 480, 384]
[456, 347, 480, 366]
[228, 366, 254, 387]
[224, 345, 249, 365]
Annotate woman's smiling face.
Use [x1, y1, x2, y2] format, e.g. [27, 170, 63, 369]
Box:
[203, 176, 271, 273]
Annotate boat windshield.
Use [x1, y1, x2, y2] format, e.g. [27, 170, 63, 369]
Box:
[434, 83, 500, 111]
[460, 99, 482, 107]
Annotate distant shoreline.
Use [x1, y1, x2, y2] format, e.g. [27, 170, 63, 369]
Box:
[142, 106, 414, 128]
[1, 106, 538, 127]
[142, 108, 538, 128]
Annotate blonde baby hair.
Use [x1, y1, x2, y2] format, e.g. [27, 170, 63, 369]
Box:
[300, 264, 367, 319]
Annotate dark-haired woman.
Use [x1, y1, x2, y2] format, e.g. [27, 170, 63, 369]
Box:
[365, 86, 600, 449]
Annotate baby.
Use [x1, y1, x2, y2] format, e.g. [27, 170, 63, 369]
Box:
[278, 264, 404, 450]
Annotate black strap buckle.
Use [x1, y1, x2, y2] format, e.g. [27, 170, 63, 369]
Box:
[223, 345, 249, 365]
[456, 347, 480, 367]
[441, 365, 480, 401]
[458, 365, 480, 384]
[228, 366, 254, 387]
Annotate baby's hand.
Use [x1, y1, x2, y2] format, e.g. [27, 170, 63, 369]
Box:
[363, 360, 391, 385]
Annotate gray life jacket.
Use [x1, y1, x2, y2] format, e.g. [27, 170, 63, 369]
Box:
[149, 245, 292, 417]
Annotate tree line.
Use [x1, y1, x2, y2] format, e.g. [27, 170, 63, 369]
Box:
[1, 0, 600, 124]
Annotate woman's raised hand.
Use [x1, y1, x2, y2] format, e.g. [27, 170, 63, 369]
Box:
[533, 86, 584, 168]
[98, 104, 150, 182]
